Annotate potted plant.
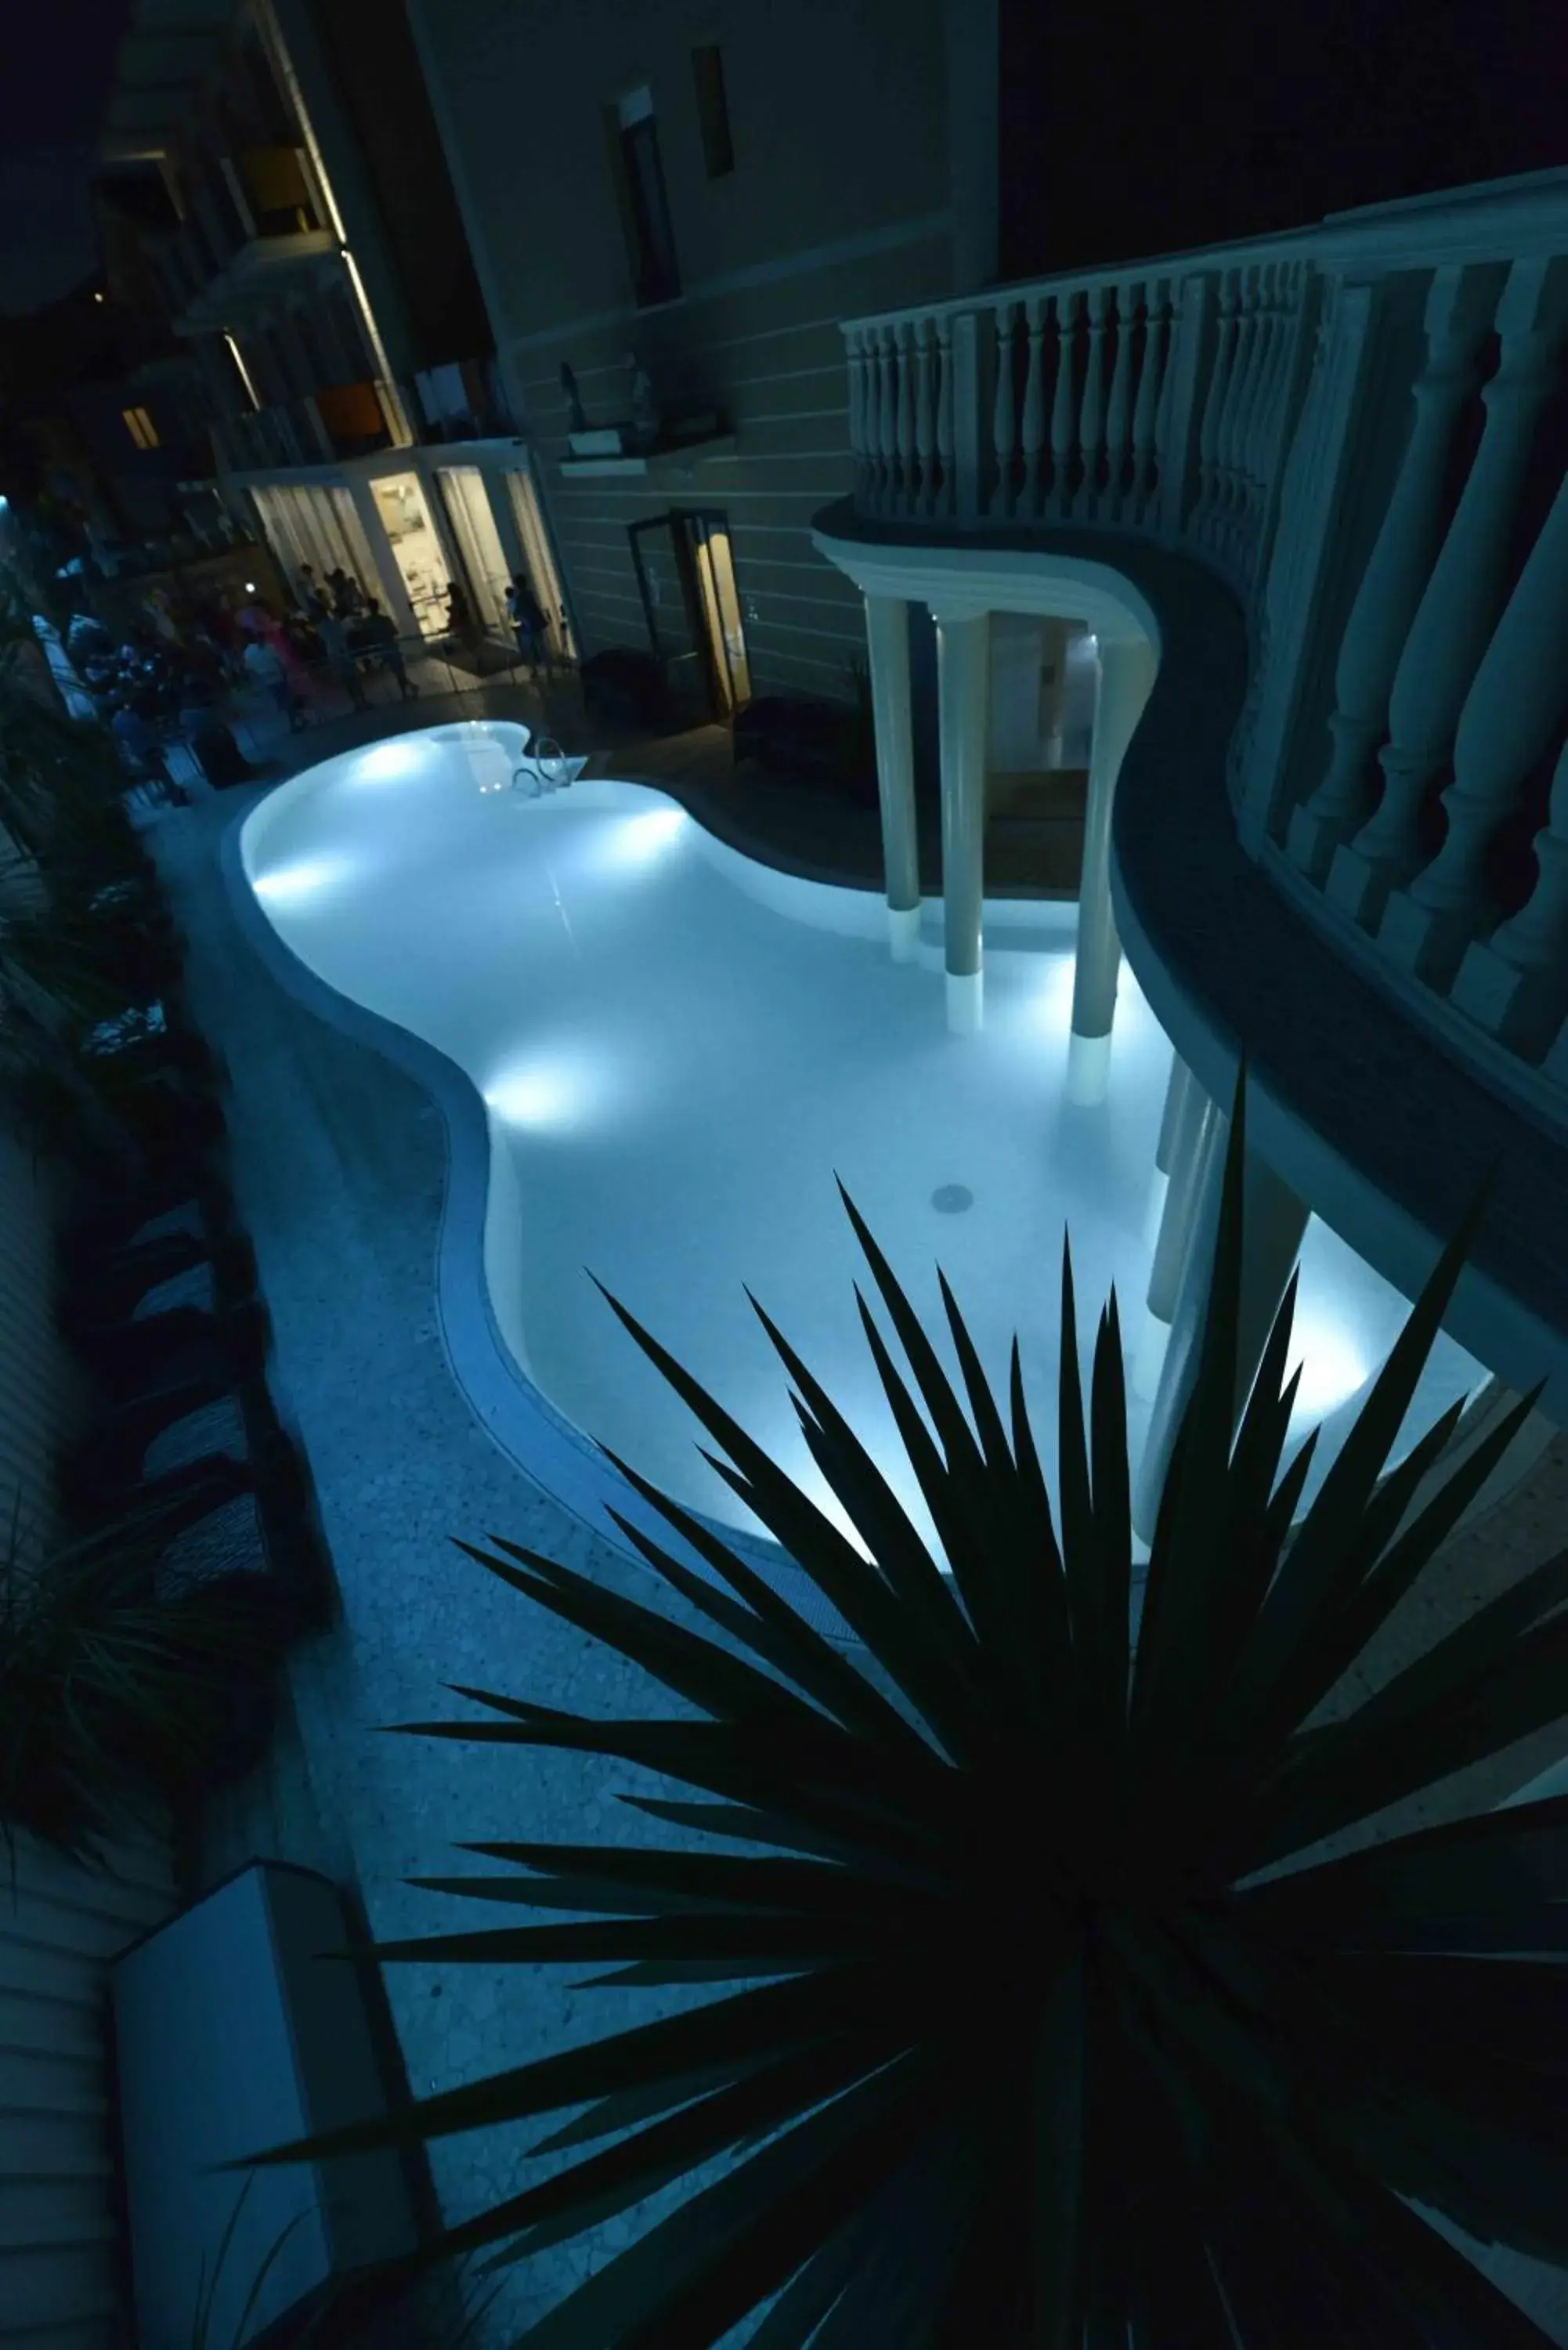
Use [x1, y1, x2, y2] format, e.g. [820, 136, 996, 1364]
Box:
[0, 1496, 294, 1886]
[233, 1074, 1568, 2342]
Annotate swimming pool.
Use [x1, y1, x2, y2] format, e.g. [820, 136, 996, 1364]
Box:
[238, 720, 1485, 1568]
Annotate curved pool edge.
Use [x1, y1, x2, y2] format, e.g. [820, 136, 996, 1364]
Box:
[215, 779, 847, 1631]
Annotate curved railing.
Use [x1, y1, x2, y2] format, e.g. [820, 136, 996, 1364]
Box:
[838, 169, 1568, 1134]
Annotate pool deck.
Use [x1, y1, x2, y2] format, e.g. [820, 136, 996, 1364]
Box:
[154, 678, 1568, 2345]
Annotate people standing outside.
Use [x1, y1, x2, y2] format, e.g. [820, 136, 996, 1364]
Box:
[109, 691, 188, 806]
[359, 597, 417, 700]
[243, 631, 307, 732]
[505, 574, 549, 678]
[315, 606, 368, 711]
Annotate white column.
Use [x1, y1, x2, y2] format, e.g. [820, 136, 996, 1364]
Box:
[1132, 1076, 1221, 1399]
[1066, 635, 1158, 1102]
[1143, 1054, 1195, 1249]
[1133, 1117, 1310, 1542]
[933, 604, 990, 1032]
[864, 594, 921, 960]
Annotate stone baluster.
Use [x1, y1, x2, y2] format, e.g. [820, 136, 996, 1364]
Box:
[1129, 281, 1169, 526]
[1290, 266, 1501, 884]
[1018, 295, 1048, 519]
[894, 321, 917, 517]
[1210, 266, 1259, 555]
[861, 327, 885, 515]
[1192, 270, 1241, 545]
[990, 301, 1019, 519]
[846, 328, 870, 511]
[1102, 282, 1137, 522]
[1454, 732, 1568, 1056]
[913, 316, 936, 518]
[876, 325, 899, 517]
[1329, 256, 1568, 928]
[1230, 263, 1281, 566]
[1050, 290, 1080, 519]
[934, 313, 955, 518]
[1223, 267, 1269, 557]
[1153, 277, 1189, 524]
[1380, 452, 1568, 988]
[1074, 284, 1109, 520]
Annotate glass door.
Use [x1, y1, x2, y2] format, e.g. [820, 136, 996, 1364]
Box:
[677, 512, 750, 712]
[504, 468, 573, 663]
[435, 466, 511, 633]
[370, 472, 454, 638]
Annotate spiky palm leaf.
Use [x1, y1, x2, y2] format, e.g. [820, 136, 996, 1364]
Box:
[227, 1069, 1568, 2345]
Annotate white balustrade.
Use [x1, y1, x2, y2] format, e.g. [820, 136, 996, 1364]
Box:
[1193, 272, 1242, 547]
[1074, 285, 1110, 521]
[833, 177, 1568, 1112]
[1049, 291, 1079, 519]
[847, 328, 870, 505]
[990, 302, 1018, 519]
[1381, 450, 1568, 987]
[1453, 733, 1568, 1054]
[1212, 266, 1263, 559]
[894, 321, 917, 515]
[1129, 281, 1169, 524]
[1019, 295, 1047, 519]
[1290, 266, 1501, 883]
[876, 326, 898, 515]
[1102, 284, 1136, 522]
[1331, 257, 1568, 927]
[934, 315, 954, 519]
[913, 316, 936, 518]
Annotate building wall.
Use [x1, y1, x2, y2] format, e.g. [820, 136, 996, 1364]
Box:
[408, 0, 955, 700]
[0, 1118, 179, 2348]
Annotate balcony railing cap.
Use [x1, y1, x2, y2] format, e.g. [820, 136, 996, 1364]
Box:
[840, 165, 1568, 339]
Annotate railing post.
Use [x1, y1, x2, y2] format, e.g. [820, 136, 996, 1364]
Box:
[1381, 451, 1568, 989]
[1158, 273, 1216, 544]
[1454, 733, 1568, 1054]
[1287, 263, 1505, 882]
[950, 309, 982, 526]
[1231, 273, 1393, 859]
[1330, 255, 1568, 930]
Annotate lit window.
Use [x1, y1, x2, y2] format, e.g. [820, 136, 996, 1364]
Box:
[121, 407, 161, 450]
[692, 45, 735, 178]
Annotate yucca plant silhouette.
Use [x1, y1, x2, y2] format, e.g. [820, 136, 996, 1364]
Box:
[226, 1070, 1568, 2345]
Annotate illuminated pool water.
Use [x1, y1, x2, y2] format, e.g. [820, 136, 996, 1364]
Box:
[240, 721, 1485, 1561]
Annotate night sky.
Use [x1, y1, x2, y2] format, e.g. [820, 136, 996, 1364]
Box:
[0, 0, 132, 315]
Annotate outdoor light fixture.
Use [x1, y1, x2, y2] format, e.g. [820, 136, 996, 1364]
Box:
[595, 807, 688, 871]
[93, 291, 105, 304]
[483, 1055, 594, 1131]
[1285, 1313, 1370, 1421]
[353, 739, 426, 782]
[244, 580, 257, 593]
[251, 857, 348, 905]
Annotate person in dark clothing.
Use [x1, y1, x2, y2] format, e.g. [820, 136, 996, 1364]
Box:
[109, 692, 187, 806]
[359, 598, 417, 699]
[505, 575, 549, 677]
[316, 606, 367, 710]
